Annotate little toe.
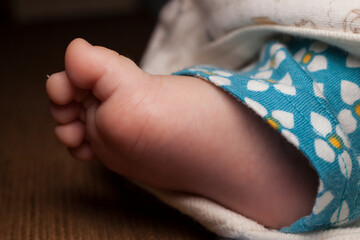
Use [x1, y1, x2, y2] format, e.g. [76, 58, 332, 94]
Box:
[55, 120, 85, 148]
[46, 71, 76, 105]
[68, 142, 95, 162]
[50, 102, 81, 124]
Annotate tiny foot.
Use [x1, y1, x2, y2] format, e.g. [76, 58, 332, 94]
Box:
[46, 39, 318, 229]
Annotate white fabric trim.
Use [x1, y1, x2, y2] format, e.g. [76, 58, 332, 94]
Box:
[142, 185, 360, 240]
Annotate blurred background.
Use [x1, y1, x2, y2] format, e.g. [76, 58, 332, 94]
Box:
[3, 0, 165, 22]
[0, 0, 216, 239]
[0, 0, 168, 66]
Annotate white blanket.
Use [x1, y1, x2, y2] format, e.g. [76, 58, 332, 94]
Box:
[140, 0, 360, 239]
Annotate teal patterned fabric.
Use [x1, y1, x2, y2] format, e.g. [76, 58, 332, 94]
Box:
[174, 38, 360, 233]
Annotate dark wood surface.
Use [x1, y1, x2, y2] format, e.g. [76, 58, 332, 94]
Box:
[0, 12, 216, 240]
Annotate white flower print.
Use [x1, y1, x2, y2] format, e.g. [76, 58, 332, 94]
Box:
[331, 201, 350, 224]
[313, 191, 334, 215]
[188, 67, 233, 86]
[311, 112, 352, 178]
[248, 73, 296, 96]
[338, 80, 360, 133]
[338, 110, 357, 134]
[341, 80, 360, 105]
[251, 70, 273, 79]
[294, 41, 328, 72]
[208, 75, 232, 86]
[313, 82, 325, 99]
[311, 112, 353, 223]
[338, 151, 352, 178]
[244, 98, 299, 147]
[346, 54, 360, 68]
[259, 43, 287, 71]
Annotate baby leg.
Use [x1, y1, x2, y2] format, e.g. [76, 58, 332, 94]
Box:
[46, 39, 318, 230]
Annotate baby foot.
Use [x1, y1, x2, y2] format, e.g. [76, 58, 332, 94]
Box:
[46, 39, 318, 229]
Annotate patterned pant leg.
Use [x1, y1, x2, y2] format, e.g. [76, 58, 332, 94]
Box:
[174, 38, 360, 233]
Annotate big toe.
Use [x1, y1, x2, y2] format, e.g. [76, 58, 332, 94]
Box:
[65, 38, 145, 101]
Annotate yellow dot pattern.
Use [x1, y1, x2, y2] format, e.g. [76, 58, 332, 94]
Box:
[270, 57, 276, 68]
[266, 116, 281, 130]
[203, 71, 216, 76]
[266, 79, 277, 83]
[302, 52, 313, 64]
[327, 134, 343, 150]
[355, 102, 360, 117]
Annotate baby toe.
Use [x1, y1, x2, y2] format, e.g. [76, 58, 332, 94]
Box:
[54, 120, 85, 148]
[68, 142, 95, 161]
[50, 102, 81, 124]
[46, 71, 76, 105]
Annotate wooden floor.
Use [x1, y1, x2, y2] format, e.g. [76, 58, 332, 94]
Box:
[0, 12, 216, 240]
